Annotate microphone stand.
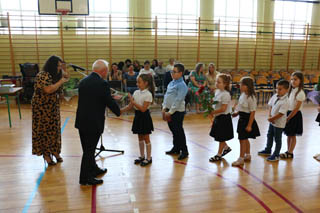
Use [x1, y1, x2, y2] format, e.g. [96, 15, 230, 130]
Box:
[71, 67, 125, 158]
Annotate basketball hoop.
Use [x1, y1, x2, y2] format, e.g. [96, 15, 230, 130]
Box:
[56, 9, 70, 15]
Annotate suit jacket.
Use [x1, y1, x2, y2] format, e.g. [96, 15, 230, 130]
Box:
[75, 72, 120, 134]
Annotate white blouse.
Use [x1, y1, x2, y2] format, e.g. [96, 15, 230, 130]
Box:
[213, 89, 232, 116]
[236, 93, 257, 113]
[288, 88, 306, 111]
[132, 89, 153, 110]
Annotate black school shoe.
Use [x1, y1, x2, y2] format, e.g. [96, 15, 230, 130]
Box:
[134, 156, 145, 164]
[178, 152, 189, 160]
[140, 158, 152, 166]
[93, 168, 108, 177]
[79, 177, 103, 185]
[165, 149, 180, 155]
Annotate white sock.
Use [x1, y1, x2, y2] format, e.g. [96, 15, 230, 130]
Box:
[139, 140, 145, 158]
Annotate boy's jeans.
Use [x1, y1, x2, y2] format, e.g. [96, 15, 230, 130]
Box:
[265, 123, 284, 156]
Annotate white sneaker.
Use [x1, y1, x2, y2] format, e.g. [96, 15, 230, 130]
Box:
[244, 154, 251, 162]
[232, 158, 244, 166]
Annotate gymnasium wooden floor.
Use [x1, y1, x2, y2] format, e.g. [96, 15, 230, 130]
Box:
[1, 99, 320, 213]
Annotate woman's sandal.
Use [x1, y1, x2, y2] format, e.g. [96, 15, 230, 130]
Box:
[209, 155, 222, 162]
[43, 155, 56, 166]
[134, 157, 145, 164]
[221, 147, 232, 157]
[280, 151, 294, 159]
[140, 158, 152, 166]
[53, 154, 63, 163]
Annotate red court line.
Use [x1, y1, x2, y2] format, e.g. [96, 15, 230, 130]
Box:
[0, 154, 81, 158]
[91, 185, 97, 213]
[238, 167, 303, 213]
[112, 117, 303, 212]
[174, 160, 272, 212]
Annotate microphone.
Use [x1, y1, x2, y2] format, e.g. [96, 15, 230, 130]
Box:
[68, 63, 86, 71]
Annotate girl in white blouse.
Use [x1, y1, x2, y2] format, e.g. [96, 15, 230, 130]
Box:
[209, 74, 234, 162]
[281, 71, 306, 159]
[121, 74, 155, 166]
[232, 77, 260, 166]
[313, 106, 320, 161]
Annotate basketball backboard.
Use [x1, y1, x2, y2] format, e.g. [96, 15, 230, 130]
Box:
[38, 0, 89, 15]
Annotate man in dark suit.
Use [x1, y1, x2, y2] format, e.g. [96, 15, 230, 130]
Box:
[75, 59, 121, 185]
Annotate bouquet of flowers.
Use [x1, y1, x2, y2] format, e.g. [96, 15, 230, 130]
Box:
[111, 88, 129, 102]
[63, 78, 80, 100]
[196, 85, 219, 117]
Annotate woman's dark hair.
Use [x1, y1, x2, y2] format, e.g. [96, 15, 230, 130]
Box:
[152, 59, 158, 67]
[118, 61, 124, 70]
[241, 77, 256, 98]
[125, 59, 132, 65]
[42, 55, 63, 83]
[138, 74, 155, 101]
[288, 71, 304, 99]
[195, 63, 204, 75]
[144, 60, 150, 65]
[128, 64, 134, 70]
[133, 60, 140, 66]
[111, 63, 118, 77]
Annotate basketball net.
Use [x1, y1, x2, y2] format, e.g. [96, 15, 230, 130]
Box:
[56, 9, 70, 16]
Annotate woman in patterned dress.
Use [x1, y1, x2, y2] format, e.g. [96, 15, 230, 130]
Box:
[188, 63, 207, 113]
[32, 55, 69, 165]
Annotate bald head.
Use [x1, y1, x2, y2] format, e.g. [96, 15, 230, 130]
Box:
[92, 59, 109, 79]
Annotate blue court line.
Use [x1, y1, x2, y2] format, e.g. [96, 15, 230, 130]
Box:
[22, 117, 70, 213]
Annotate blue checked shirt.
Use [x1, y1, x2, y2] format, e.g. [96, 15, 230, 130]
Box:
[162, 77, 188, 114]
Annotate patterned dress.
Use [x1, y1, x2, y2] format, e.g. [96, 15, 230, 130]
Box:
[32, 71, 62, 156]
[188, 71, 206, 104]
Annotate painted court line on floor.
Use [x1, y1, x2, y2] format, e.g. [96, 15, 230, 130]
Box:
[22, 117, 69, 213]
[91, 185, 97, 213]
[174, 160, 272, 212]
[238, 166, 303, 213]
[112, 117, 303, 212]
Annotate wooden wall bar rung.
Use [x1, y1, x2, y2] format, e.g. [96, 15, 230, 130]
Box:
[132, 17, 135, 60]
[109, 14, 112, 67]
[216, 20, 221, 70]
[7, 13, 16, 76]
[253, 22, 258, 71]
[34, 15, 40, 65]
[235, 19, 240, 70]
[154, 16, 158, 59]
[176, 17, 180, 60]
[287, 24, 293, 72]
[301, 23, 310, 71]
[59, 15, 65, 60]
[270, 22, 276, 71]
[196, 17, 201, 63]
[85, 16, 89, 72]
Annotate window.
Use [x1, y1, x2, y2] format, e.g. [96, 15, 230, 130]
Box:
[152, 0, 200, 36]
[0, 0, 58, 35]
[274, 1, 313, 39]
[214, 0, 257, 38]
[85, 0, 129, 35]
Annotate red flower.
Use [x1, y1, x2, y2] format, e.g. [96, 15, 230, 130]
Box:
[196, 85, 205, 96]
